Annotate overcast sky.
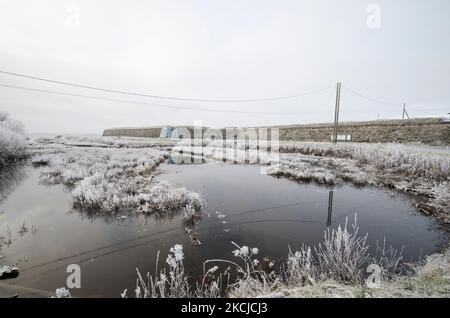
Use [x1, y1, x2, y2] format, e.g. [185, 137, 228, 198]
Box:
[0, 0, 449, 134]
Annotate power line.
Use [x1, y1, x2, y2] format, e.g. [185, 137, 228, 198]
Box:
[2, 70, 444, 117]
[409, 106, 450, 112]
[341, 85, 401, 107]
[0, 70, 334, 103]
[342, 85, 448, 114]
[0, 83, 333, 115]
[3, 83, 441, 118]
[408, 107, 444, 116]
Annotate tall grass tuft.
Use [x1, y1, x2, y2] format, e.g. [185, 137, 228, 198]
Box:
[315, 216, 369, 283]
[127, 217, 404, 298]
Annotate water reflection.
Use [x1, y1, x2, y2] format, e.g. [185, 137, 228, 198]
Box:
[71, 206, 204, 245]
[168, 152, 207, 165]
[327, 190, 334, 227]
[0, 164, 26, 203]
[159, 163, 448, 262]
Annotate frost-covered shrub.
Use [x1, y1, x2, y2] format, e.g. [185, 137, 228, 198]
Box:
[71, 173, 137, 212]
[71, 174, 205, 218]
[0, 112, 27, 166]
[315, 217, 369, 283]
[137, 182, 205, 217]
[265, 162, 337, 185]
[0, 112, 24, 134]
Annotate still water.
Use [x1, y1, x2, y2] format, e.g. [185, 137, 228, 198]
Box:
[0, 163, 447, 297]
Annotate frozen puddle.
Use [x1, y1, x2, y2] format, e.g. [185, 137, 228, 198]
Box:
[0, 163, 448, 297]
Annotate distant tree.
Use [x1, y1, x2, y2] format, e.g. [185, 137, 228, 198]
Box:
[0, 112, 27, 166]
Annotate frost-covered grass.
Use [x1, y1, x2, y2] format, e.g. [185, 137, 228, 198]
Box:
[132, 244, 191, 298]
[125, 217, 426, 298]
[30, 143, 205, 220]
[314, 218, 370, 284]
[0, 112, 27, 167]
[31, 135, 176, 149]
[33, 147, 167, 186]
[277, 141, 450, 182]
[264, 155, 371, 186]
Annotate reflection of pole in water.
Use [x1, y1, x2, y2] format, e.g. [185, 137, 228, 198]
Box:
[327, 190, 334, 227]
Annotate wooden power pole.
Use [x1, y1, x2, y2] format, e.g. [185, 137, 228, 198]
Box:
[333, 82, 341, 143]
[402, 103, 410, 119]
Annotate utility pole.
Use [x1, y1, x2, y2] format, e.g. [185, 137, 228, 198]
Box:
[402, 103, 410, 119]
[333, 82, 341, 143]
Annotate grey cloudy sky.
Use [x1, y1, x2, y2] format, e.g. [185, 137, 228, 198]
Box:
[0, 0, 449, 134]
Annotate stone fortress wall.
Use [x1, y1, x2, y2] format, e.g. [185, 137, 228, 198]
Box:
[103, 118, 450, 146]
